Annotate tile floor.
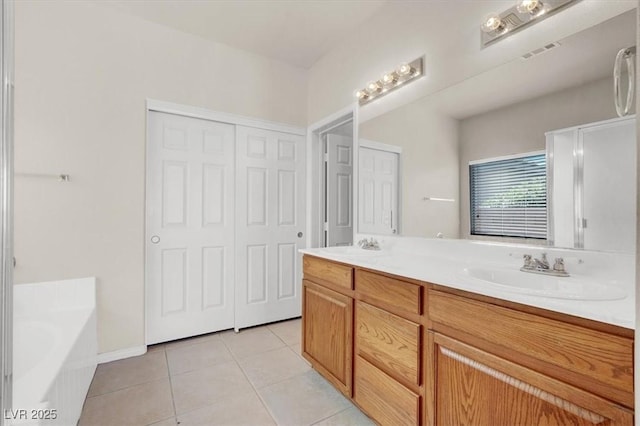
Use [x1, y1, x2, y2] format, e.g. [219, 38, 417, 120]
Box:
[80, 318, 375, 426]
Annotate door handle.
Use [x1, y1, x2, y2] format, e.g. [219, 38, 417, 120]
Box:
[297, 232, 303, 238]
[614, 46, 636, 117]
[151, 235, 161, 244]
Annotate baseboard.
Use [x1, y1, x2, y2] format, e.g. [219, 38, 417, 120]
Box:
[97, 345, 147, 364]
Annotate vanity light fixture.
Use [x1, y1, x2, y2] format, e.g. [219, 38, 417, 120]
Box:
[355, 57, 423, 105]
[481, 0, 580, 48]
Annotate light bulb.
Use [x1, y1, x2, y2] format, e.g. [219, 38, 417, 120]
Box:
[516, 0, 543, 15]
[397, 63, 413, 77]
[382, 72, 397, 86]
[366, 80, 381, 94]
[481, 13, 505, 33]
[354, 89, 367, 100]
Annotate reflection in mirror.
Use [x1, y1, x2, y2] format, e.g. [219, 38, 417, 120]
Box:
[357, 140, 401, 236]
[548, 116, 636, 252]
[323, 120, 354, 248]
[358, 9, 636, 253]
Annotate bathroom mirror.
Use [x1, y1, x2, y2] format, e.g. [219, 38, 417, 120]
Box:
[358, 9, 637, 253]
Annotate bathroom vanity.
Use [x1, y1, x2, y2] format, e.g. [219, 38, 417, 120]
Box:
[300, 243, 634, 426]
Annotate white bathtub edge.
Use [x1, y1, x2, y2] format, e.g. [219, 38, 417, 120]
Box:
[97, 345, 147, 364]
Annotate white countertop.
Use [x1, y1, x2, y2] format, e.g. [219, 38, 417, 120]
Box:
[300, 238, 635, 330]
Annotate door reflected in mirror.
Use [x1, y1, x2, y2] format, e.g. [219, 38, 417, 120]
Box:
[357, 9, 636, 253]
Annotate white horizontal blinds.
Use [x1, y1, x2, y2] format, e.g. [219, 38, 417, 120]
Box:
[470, 153, 547, 239]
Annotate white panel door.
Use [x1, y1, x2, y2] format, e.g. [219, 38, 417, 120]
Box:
[236, 126, 306, 330]
[581, 119, 636, 252]
[146, 111, 235, 344]
[326, 134, 353, 247]
[358, 147, 399, 235]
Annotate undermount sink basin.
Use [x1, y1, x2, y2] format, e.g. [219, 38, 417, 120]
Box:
[461, 267, 626, 301]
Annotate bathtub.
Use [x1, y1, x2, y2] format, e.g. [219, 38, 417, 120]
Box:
[12, 278, 97, 425]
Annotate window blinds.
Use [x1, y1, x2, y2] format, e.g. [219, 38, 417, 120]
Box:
[470, 153, 547, 239]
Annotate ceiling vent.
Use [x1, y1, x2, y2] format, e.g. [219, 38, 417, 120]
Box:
[521, 42, 561, 60]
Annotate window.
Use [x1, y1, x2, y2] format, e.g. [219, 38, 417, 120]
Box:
[470, 152, 547, 239]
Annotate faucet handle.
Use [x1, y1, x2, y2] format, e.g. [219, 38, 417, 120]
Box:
[553, 258, 565, 272]
[522, 254, 533, 268]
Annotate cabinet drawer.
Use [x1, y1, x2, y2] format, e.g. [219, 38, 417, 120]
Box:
[303, 255, 353, 290]
[355, 269, 421, 315]
[354, 356, 420, 426]
[429, 290, 634, 408]
[356, 301, 420, 386]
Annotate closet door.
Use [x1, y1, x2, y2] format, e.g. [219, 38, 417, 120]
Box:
[235, 126, 306, 330]
[146, 112, 235, 344]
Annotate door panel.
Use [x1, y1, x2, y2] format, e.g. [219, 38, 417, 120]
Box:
[278, 243, 296, 299]
[432, 333, 632, 426]
[202, 246, 225, 308]
[326, 134, 353, 247]
[202, 165, 225, 226]
[161, 248, 187, 315]
[146, 111, 235, 344]
[358, 146, 399, 235]
[236, 126, 306, 330]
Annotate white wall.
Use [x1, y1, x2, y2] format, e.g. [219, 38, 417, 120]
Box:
[359, 100, 459, 239]
[14, 1, 307, 354]
[459, 76, 619, 242]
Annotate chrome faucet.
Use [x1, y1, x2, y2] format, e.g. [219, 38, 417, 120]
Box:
[521, 253, 569, 277]
[534, 253, 550, 270]
[357, 237, 380, 251]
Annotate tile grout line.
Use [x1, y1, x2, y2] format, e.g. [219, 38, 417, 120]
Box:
[309, 406, 353, 426]
[219, 331, 280, 426]
[235, 347, 310, 392]
[164, 347, 179, 424]
[85, 376, 170, 400]
[164, 333, 223, 354]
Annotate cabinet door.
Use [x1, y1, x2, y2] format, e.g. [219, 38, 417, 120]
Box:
[431, 332, 632, 426]
[302, 280, 353, 396]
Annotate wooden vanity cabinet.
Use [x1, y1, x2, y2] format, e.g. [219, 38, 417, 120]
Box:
[301, 256, 354, 397]
[302, 255, 635, 426]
